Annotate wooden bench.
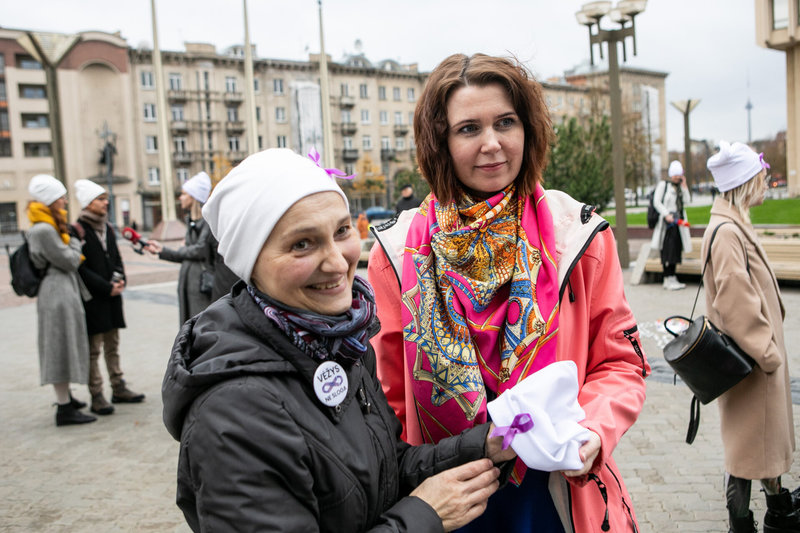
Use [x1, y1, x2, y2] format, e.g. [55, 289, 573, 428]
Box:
[642, 234, 800, 282]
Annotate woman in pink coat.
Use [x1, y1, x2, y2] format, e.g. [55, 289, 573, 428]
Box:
[367, 53, 649, 532]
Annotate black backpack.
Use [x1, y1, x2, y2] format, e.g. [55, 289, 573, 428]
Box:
[5, 233, 47, 297]
[647, 183, 668, 230]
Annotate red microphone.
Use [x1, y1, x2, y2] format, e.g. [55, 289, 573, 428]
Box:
[122, 227, 149, 254]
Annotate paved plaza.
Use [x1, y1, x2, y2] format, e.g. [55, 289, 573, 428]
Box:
[1, 238, 800, 532]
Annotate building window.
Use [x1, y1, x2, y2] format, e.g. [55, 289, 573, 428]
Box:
[359, 83, 369, 99]
[17, 55, 42, 70]
[19, 84, 46, 99]
[274, 78, 284, 95]
[207, 131, 213, 151]
[24, 142, 52, 157]
[256, 106, 262, 121]
[362, 135, 372, 150]
[202, 71, 210, 91]
[344, 163, 355, 176]
[0, 139, 11, 157]
[141, 71, 154, 89]
[396, 137, 406, 150]
[171, 104, 184, 121]
[341, 83, 349, 96]
[394, 111, 403, 125]
[228, 136, 240, 152]
[407, 88, 416, 102]
[144, 103, 156, 121]
[360, 109, 370, 124]
[0, 110, 9, 131]
[275, 107, 286, 123]
[148, 167, 160, 185]
[253, 78, 260, 92]
[145, 135, 158, 153]
[277, 135, 287, 148]
[393, 87, 401, 101]
[409, 111, 414, 125]
[176, 167, 189, 184]
[380, 111, 388, 125]
[168, 73, 182, 91]
[378, 86, 386, 100]
[174, 136, 187, 153]
[21, 113, 49, 128]
[258, 135, 263, 149]
[773, 0, 790, 29]
[0, 80, 6, 101]
[343, 136, 353, 149]
[341, 109, 351, 123]
[0, 54, 5, 73]
[225, 76, 237, 93]
[227, 106, 239, 122]
[381, 136, 391, 150]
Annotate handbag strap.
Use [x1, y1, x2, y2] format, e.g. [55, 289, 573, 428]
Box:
[686, 395, 701, 444]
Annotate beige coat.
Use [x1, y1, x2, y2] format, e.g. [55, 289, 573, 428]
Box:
[702, 198, 793, 479]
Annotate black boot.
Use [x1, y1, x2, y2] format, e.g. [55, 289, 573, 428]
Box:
[791, 486, 800, 511]
[55, 403, 96, 426]
[765, 489, 800, 532]
[729, 511, 757, 533]
[69, 393, 86, 410]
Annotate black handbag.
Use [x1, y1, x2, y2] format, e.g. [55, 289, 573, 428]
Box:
[662, 222, 755, 444]
[199, 269, 214, 296]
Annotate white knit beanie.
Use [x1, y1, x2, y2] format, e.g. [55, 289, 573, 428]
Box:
[182, 171, 212, 204]
[668, 160, 684, 177]
[28, 174, 67, 206]
[706, 141, 764, 193]
[202, 149, 350, 283]
[74, 179, 106, 208]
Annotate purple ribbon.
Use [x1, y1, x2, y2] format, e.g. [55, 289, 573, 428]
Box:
[322, 375, 344, 393]
[308, 147, 355, 179]
[490, 413, 534, 450]
[759, 152, 771, 170]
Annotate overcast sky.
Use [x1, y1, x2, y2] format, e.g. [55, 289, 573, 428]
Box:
[1, 0, 788, 151]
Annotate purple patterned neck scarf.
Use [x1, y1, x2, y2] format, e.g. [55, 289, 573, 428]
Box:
[247, 276, 379, 366]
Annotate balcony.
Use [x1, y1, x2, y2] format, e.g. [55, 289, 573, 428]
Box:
[339, 95, 356, 108]
[225, 121, 245, 132]
[393, 124, 409, 136]
[223, 92, 244, 103]
[381, 148, 396, 162]
[171, 120, 189, 131]
[342, 148, 359, 162]
[340, 122, 357, 135]
[228, 150, 247, 163]
[173, 151, 194, 163]
[168, 89, 188, 101]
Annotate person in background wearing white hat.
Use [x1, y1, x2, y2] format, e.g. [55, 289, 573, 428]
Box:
[703, 141, 799, 533]
[162, 148, 514, 532]
[145, 172, 214, 324]
[650, 160, 692, 290]
[26, 174, 95, 426]
[72, 180, 144, 416]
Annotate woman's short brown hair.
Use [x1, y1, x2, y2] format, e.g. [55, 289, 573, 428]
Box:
[414, 53, 552, 203]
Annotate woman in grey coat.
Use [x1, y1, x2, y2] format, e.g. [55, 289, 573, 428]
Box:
[26, 174, 95, 426]
[146, 172, 214, 325]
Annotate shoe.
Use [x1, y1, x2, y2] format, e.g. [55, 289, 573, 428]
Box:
[55, 403, 97, 426]
[69, 393, 87, 410]
[729, 511, 757, 533]
[764, 489, 800, 532]
[791, 486, 800, 510]
[111, 381, 145, 403]
[662, 276, 672, 290]
[670, 276, 687, 290]
[90, 393, 115, 415]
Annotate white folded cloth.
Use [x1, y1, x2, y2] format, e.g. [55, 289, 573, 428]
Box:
[487, 360, 591, 472]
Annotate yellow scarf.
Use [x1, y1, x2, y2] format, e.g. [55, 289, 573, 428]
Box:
[27, 202, 71, 245]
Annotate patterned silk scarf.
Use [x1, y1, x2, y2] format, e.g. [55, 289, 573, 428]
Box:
[401, 184, 560, 476]
[248, 275, 379, 366]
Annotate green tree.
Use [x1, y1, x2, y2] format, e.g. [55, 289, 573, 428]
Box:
[394, 167, 431, 199]
[543, 116, 613, 211]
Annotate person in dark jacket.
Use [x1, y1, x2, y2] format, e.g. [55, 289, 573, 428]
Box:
[146, 172, 214, 325]
[395, 183, 421, 213]
[162, 148, 514, 532]
[72, 180, 145, 415]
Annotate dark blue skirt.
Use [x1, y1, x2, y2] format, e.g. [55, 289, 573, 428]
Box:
[455, 467, 565, 532]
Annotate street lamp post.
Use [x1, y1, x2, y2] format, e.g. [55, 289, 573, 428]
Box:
[576, 0, 647, 269]
[670, 99, 700, 194]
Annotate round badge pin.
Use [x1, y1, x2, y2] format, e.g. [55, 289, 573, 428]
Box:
[313, 361, 348, 407]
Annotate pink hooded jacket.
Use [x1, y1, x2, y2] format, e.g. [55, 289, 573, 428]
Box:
[368, 190, 649, 532]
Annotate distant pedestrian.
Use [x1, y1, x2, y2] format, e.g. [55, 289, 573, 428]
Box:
[356, 212, 369, 239]
[145, 172, 214, 325]
[394, 183, 421, 213]
[72, 180, 144, 416]
[650, 160, 691, 290]
[704, 141, 800, 533]
[26, 174, 95, 426]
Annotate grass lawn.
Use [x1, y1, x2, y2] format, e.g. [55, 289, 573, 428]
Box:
[604, 196, 800, 227]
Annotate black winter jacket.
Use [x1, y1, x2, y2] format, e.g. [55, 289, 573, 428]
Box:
[162, 281, 490, 533]
[74, 219, 125, 335]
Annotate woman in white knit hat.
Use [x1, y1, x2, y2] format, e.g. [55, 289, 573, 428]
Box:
[26, 174, 95, 426]
[161, 148, 514, 532]
[704, 141, 798, 533]
[145, 171, 214, 324]
[649, 160, 692, 290]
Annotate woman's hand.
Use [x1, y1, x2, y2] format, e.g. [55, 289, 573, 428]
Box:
[144, 240, 163, 254]
[410, 458, 500, 532]
[485, 422, 518, 464]
[110, 280, 125, 297]
[664, 213, 675, 224]
[561, 430, 601, 478]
